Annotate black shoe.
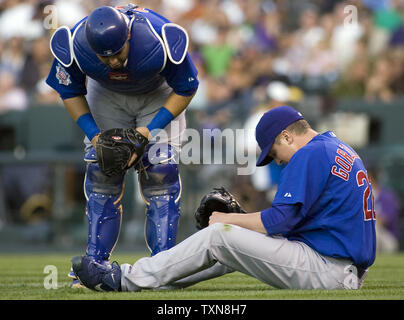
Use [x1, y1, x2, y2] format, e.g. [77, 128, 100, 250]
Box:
[68, 269, 86, 289]
[71, 255, 121, 292]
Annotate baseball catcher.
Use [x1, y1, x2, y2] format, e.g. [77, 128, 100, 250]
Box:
[195, 187, 246, 230]
[46, 4, 199, 288]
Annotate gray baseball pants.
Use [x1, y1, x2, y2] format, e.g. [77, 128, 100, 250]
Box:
[84, 78, 186, 150]
[120, 223, 368, 291]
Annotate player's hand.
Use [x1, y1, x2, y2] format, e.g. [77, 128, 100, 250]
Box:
[128, 127, 151, 167]
[91, 133, 100, 149]
[209, 211, 230, 226]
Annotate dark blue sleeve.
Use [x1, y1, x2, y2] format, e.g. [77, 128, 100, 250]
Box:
[160, 53, 199, 96]
[260, 203, 303, 235]
[45, 58, 87, 100]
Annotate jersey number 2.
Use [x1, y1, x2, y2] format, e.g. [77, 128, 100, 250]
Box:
[356, 170, 376, 221]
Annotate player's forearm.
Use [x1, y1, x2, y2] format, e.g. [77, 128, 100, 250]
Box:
[209, 212, 268, 234]
[63, 96, 92, 121]
[143, 90, 196, 137]
[63, 96, 100, 142]
[164, 91, 196, 117]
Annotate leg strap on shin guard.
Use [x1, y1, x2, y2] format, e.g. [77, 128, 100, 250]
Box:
[138, 144, 181, 256]
[84, 148, 125, 263]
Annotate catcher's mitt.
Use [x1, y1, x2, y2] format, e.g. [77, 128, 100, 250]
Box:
[95, 128, 148, 177]
[195, 186, 246, 230]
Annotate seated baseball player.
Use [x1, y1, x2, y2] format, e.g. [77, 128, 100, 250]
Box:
[71, 106, 376, 291]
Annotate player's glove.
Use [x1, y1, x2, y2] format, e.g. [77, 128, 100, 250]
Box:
[194, 186, 246, 230]
[95, 128, 148, 177]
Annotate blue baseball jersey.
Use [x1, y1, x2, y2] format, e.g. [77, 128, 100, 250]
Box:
[46, 7, 199, 100]
[261, 131, 376, 268]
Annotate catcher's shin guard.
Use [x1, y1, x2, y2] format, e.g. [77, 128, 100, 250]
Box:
[138, 144, 181, 256]
[84, 147, 125, 263]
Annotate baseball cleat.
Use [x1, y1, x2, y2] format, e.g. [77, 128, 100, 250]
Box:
[68, 269, 77, 279]
[71, 255, 122, 292]
[70, 279, 86, 289]
[68, 269, 86, 289]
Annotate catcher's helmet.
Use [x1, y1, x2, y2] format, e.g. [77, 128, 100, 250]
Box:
[85, 6, 129, 56]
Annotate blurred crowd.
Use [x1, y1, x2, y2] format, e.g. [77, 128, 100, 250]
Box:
[0, 0, 403, 250]
[0, 0, 404, 114]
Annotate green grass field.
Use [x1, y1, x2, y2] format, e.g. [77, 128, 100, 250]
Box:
[0, 252, 404, 300]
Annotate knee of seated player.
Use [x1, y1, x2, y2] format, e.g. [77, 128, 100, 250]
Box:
[209, 222, 240, 232]
[205, 223, 235, 246]
[208, 222, 226, 230]
[198, 223, 241, 264]
[209, 222, 247, 247]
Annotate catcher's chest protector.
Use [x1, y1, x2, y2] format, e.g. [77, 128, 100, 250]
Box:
[138, 144, 181, 256]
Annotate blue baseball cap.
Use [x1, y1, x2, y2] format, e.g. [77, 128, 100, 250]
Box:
[255, 106, 304, 167]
